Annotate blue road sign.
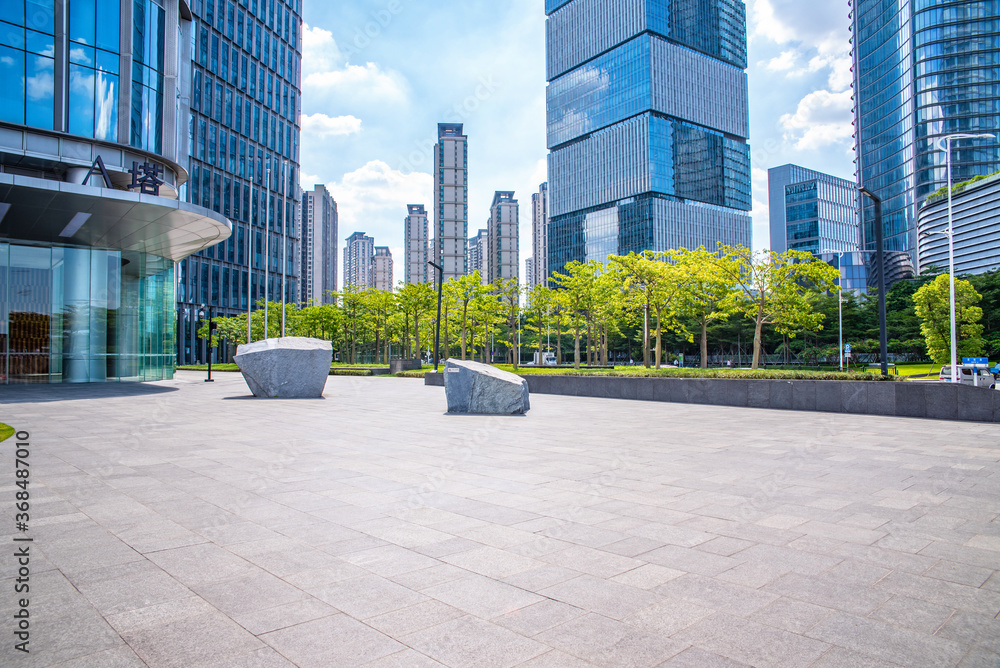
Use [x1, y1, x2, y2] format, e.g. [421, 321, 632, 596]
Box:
[963, 357, 989, 366]
[844, 344, 851, 353]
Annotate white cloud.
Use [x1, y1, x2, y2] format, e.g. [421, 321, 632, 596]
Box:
[764, 50, 799, 72]
[780, 89, 854, 150]
[302, 25, 343, 76]
[748, 0, 852, 92]
[301, 23, 409, 109]
[301, 113, 363, 138]
[326, 160, 432, 237]
[304, 62, 408, 107]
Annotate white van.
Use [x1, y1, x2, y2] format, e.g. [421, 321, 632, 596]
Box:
[939, 366, 996, 389]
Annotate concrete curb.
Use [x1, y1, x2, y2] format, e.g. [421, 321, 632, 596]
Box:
[423, 373, 1000, 423]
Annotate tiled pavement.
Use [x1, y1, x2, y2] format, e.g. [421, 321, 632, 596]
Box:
[1, 371, 999, 667]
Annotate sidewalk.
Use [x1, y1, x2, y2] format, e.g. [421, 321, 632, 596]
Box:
[0, 371, 998, 667]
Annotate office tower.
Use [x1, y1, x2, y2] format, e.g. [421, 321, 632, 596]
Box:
[525, 258, 535, 288]
[531, 182, 548, 287]
[300, 185, 337, 304]
[0, 0, 229, 383]
[918, 173, 1000, 276]
[433, 123, 468, 282]
[373, 246, 393, 291]
[343, 231, 374, 289]
[467, 229, 489, 280]
[850, 0, 1000, 285]
[405, 204, 429, 284]
[488, 191, 519, 283]
[545, 0, 752, 277]
[767, 165, 859, 255]
[178, 0, 303, 362]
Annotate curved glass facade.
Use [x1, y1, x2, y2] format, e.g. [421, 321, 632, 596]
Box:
[546, 0, 750, 276]
[852, 0, 999, 284]
[0, 243, 175, 383]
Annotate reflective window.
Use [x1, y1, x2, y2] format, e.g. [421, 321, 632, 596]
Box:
[0, 1, 55, 129]
[130, 0, 165, 153]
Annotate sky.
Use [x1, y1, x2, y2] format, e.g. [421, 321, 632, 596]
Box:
[299, 0, 859, 287]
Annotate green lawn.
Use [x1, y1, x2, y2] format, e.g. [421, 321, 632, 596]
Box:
[408, 364, 896, 382]
[177, 363, 241, 372]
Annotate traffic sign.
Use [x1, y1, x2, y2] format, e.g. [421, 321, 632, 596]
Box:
[844, 344, 851, 353]
[963, 357, 989, 366]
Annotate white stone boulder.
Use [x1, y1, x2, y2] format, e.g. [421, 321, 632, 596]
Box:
[235, 337, 332, 398]
[444, 359, 530, 414]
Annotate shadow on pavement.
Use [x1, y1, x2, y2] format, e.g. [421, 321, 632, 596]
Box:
[0, 382, 179, 404]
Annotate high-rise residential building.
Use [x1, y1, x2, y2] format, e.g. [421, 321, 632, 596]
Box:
[488, 191, 519, 283]
[525, 258, 535, 287]
[0, 0, 230, 383]
[343, 231, 374, 289]
[918, 172, 1000, 276]
[850, 0, 1000, 285]
[373, 246, 393, 292]
[433, 123, 468, 282]
[531, 182, 548, 287]
[545, 0, 752, 277]
[405, 204, 429, 284]
[767, 165, 859, 256]
[300, 185, 337, 304]
[467, 228, 489, 281]
[177, 0, 303, 362]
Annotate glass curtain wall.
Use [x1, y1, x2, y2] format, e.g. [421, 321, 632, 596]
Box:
[0, 243, 175, 384]
[0, 0, 56, 129]
[68, 0, 121, 140]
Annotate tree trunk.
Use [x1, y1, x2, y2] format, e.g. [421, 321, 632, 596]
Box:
[573, 325, 581, 370]
[643, 302, 650, 368]
[752, 316, 765, 370]
[655, 317, 662, 370]
[414, 312, 421, 361]
[700, 319, 709, 369]
[461, 305, 468, 360]
[556, 318, 563, 365]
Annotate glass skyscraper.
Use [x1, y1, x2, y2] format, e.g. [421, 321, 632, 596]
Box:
[545, 0, 752, 277]
[0, 0, 230, 383]
[851, 0, 1000, 285]
[177, 0, 302, 364]
[767, 164, 860, 256]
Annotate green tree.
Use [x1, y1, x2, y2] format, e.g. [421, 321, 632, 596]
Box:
[451, 272, 487, 360]
[671, 247, 739, 368]
[524, 284, 553, 362]
[713, 246, 840, 370]
[495, 278, 523, 368]
[396, 282, 436, 361]
[913, 274, 984, 364]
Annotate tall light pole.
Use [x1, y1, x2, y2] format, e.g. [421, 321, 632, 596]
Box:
[281, 159, 287, 338]
[858, 187, 888, 376]
[264, 163, 271, 339]
[937, 133, 996, 383]
[429, 261, 443, 372]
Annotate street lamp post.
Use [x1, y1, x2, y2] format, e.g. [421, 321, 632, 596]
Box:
[429, 261, 444, 372]
[858, 187, 889, 376]
[936, 133, 996, 383]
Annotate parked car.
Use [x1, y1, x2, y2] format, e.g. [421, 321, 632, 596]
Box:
[939, 366, 997, 389]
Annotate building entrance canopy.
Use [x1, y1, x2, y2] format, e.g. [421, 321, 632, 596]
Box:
[0, 173, 231, 264]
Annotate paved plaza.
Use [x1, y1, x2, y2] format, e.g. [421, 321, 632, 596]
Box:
[1, 371, 999, 667]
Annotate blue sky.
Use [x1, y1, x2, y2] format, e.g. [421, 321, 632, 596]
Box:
[299, 0, 858, 285]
